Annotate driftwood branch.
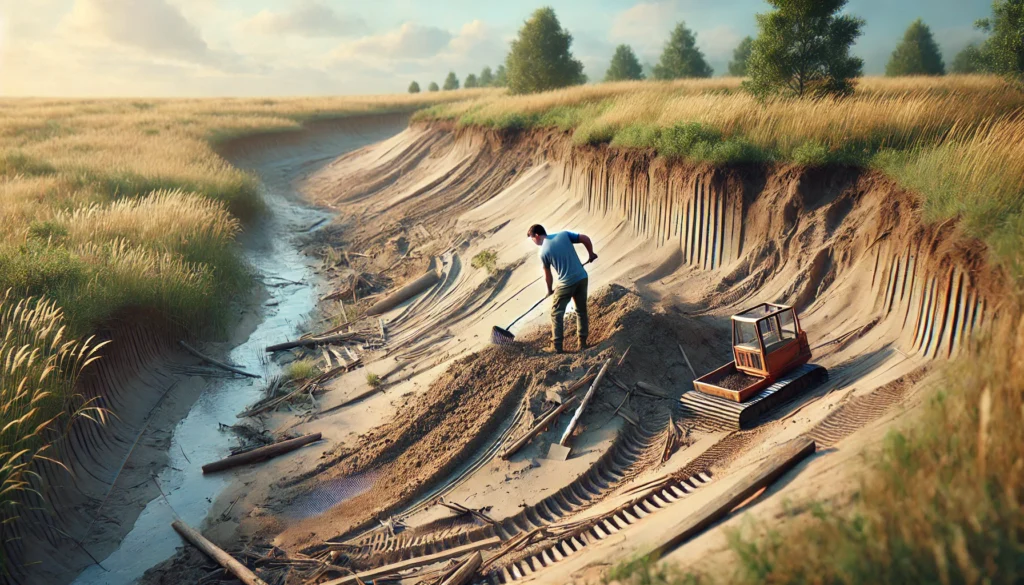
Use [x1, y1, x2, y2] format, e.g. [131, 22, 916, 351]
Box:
[202, 433, 322, 474]
[266, 332, 367, 353]
[171, 520, 269, 585]
[179, 341, 259, 379]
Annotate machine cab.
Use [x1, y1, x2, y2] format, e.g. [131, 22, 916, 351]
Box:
[731, 303, 809, 379]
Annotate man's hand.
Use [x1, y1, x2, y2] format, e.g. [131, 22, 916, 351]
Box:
[587, 252, 598, 264]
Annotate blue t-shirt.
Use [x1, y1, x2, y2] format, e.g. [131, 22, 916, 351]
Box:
[539, 231, 587, 289]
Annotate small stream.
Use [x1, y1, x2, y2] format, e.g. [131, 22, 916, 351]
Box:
[74, 186, 328, 585]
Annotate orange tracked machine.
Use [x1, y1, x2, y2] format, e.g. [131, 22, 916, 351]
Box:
[680, 303, 827, 428]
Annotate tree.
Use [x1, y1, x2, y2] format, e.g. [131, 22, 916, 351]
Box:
[494, 64, 509, 87]
[428, 81, 440, 92]
[604, 44, 644, 81]
[653, 22, 713, 79]
[728, 36, 754, 76]
[480, 66, 494, 86]
[408, 81, 421, 93]
[886, 19, 945, 76]
[976, 0, 1024, 84]
[951, 43, 985, 73]
[443, 71, 459, 90]
[744, 0, 864, 99]
[464, 73, 479, 88]
[505, 7, 586, 94]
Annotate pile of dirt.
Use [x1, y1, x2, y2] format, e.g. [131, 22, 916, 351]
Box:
[267, 285, 729, 552]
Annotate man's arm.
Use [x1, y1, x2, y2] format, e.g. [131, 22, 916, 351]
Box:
[577, 234, 598, 263]
[544, 265, 554, 296]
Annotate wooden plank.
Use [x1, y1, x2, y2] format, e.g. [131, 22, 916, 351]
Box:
[172, 520, 268, 585]
[320, 537, 502, 585]
[202, 433, 322, 474]
[440, 551, 482, 585]
[647, 437, 816, 559]
[559, 359, 611, 447]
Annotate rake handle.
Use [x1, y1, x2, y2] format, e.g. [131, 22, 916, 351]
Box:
[505, 296, 548, 330]
[501, 258, 598, 331]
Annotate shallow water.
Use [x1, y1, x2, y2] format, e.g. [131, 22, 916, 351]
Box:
[74, 188, 326, 585]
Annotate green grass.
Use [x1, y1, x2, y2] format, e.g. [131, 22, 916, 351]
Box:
[366, 372, 382, 388]
[284, 359, 320, 381]
[416, 76, 1024, 279]
[471, 249, 499, 274]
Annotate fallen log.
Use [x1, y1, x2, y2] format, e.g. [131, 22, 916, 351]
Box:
[559, 359, 612, 447]
[202, 433, 322, 474]
[319, 537, 501, 585]
[648, 437, 816, 559]
[364, 265, 440, 317]
[171, 519, 269, 585]
[500, 396, 579, 460]
[265, 332, 366, 353]
[179, 341, 260, 379]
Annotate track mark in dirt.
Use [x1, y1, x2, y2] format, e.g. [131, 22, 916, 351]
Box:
[807, 367, 927, 448]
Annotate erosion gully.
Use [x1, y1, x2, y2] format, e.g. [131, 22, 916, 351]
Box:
[73, 122, 393, 585]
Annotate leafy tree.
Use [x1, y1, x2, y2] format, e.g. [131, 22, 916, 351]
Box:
[951, 43, 985, 73]
[443, 71, 459, 90]
[653, 22, 713, 79]
[480, 66, 494, 86]
[408, 81, 421, 93]
[886, 19, 945, 76]
[505, 7, 586, 94]
[976, 0, 1024, 84]
[744, 0, 864, 99]
[728, 36, 754, 76]
[494, 64, 509, 87]
[464, 73, 479, 88]
[605, 44, 644, 81]
[428, 81, 440, 92]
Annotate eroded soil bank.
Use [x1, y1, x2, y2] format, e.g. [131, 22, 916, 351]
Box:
[139, 116, 1010, 584]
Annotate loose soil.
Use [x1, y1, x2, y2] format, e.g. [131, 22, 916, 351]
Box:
[139, 116, 1008, 585]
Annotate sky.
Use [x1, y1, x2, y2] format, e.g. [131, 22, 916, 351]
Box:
[0, 0, 996, 97]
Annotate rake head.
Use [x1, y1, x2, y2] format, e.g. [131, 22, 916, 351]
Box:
[491, 325, 515, 345]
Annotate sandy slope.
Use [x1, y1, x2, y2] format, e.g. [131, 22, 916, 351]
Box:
[143, 116, 1005, 584]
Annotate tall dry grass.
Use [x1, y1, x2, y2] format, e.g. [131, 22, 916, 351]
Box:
[0, 92, 490, 564]
[419, 76, 1024, 279]
[0, 91, 491, 337]
[0, 292, 107, 570]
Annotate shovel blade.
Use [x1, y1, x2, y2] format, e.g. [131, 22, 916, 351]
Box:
[545, 443, 572, 461]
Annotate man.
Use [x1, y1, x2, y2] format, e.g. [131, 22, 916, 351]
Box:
[528, 224, 598, 353]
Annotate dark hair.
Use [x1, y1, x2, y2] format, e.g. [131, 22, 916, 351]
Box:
[527, 224, 547, 237]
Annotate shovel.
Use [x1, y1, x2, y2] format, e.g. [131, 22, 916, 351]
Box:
[546, 358, 611, 461]
[491, 258, 594, 346]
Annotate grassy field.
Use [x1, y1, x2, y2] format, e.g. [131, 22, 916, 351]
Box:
[0, 91, 494, 561]
[417, 76, 1024, 279]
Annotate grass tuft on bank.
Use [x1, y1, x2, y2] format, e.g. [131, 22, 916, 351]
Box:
[416, 76, 1024, 279]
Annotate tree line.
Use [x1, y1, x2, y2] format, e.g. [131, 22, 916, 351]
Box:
[409, 1, 1024, 97]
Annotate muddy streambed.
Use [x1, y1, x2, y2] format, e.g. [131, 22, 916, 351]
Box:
[73, 188, 326, 585]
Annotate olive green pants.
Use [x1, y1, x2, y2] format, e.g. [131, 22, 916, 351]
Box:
[551, 277, 588, 350]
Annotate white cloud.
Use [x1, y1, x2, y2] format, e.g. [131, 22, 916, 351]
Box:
[61, 0, 213, 64]
[332, 22, 453, 61]
[610, 1, 681, 48]
[697, 25, 743, 61]
[241, 1, 367, 38]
